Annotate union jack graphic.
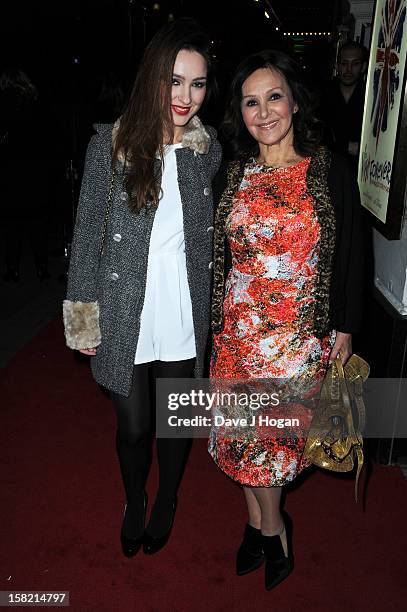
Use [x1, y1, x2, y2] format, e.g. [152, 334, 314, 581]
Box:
[370, 0, 406, 150]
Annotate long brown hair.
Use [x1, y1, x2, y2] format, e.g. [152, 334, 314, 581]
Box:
[113, 18, 214, 214]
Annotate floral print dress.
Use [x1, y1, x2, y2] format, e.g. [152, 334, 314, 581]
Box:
[209, 158, 335, 487]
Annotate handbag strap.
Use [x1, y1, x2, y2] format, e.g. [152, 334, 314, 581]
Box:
[99, 169, 116, 260]
[335, 356, 350, 407]
[337, 356, 364, 502]
[344, 354, 370, 431]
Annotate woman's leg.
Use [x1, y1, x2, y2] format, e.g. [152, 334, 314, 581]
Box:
[250, 487, 287, 555]
[243, 487, 262, 529]
[110, 363, 153, 537]
[236, 487, 264, 576]
[146, 358, 195, 537]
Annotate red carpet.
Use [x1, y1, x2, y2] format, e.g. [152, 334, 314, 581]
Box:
[1, 320, 406, 611]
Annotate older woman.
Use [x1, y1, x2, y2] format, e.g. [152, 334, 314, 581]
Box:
[209, 50, 363, 590]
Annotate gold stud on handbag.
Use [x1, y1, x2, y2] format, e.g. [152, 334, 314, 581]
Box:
[303, 354, 370, 501]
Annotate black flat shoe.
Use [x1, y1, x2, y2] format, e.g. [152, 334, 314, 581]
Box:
[120, 492, 147, 558]
[143, 498, 177, 555]
[262, 511, 294, 591]
[236, 523, 264, 576]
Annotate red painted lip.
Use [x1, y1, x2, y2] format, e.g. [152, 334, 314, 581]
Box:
[172, 105, 191, 116]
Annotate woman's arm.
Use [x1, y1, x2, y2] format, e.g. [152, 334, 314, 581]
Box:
[329, 155, 365, 363]
[63, 130, 111, 351]
[202, 124, 222, 180]
[209, 139, 223, 180]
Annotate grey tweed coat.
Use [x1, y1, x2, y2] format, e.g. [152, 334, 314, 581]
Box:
[63, 116, 222, 396]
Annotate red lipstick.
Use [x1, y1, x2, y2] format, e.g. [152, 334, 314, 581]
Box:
[172, 105, 191, 116]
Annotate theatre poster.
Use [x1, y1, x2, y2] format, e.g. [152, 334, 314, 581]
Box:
[358, 0, 407, 239]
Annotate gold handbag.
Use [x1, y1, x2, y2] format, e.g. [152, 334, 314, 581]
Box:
[303, 354, 370, 501]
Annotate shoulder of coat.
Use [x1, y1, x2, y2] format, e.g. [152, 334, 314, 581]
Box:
[308, 145, 331, 179]
[91, 118, 126, 163]
[225, 156, 248, 185]
[92, 122, 116, 139]
[89, 122, 115, 155]
[203, 124, 218, 142]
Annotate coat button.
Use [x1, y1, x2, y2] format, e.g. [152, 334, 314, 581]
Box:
[111, 272, 119, 281]
[207, 226, 214, 233]
[120, 191, 128, 201]
[113, 233, 122, 242]
[208, 261, 213, 270]
[204, 187, 210, 196]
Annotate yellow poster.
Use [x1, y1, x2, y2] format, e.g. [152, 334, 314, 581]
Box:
[358, 0, 407, 223]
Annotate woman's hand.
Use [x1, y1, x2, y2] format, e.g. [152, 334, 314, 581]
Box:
[329, 331, 352, 365]
[79, 348, 97, 356]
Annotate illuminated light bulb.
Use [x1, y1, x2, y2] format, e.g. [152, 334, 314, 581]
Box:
[265, 10, 270, 18]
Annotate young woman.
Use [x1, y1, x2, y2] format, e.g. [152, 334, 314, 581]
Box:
[63, 19, 221, 557]
[209, 50, 363, 590]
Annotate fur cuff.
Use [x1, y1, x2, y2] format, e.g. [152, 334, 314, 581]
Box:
[63, 300, 101, 350]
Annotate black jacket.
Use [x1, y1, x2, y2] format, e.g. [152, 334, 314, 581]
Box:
[326, 151, 364, 332]
[319, 79, 366, 156]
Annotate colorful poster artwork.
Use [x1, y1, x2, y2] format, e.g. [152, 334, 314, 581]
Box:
[358, 0, 407, 223]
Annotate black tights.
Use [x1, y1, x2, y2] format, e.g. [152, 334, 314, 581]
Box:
[110, 359, 194, 537]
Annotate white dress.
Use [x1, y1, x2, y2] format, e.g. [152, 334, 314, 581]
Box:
[134, 143, 196, 364]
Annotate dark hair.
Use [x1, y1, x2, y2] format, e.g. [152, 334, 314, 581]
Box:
[113, 18, 215, 213]
[221, 49, 321, 159]
[338, 41, 369, 63]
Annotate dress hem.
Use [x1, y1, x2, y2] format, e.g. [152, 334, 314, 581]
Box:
[207, 445, 311, 488]
[134, 350, 197, 365]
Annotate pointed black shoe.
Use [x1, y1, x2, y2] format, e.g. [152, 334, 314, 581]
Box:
[262, 511, 294, 591]
[120, 492, 147, 558]
[236, 523, 264, 576]
[143, 498, 177, 555]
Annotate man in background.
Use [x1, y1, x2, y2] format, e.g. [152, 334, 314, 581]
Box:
[320, 41, 369, 173]
[320, 41, 372, 357]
